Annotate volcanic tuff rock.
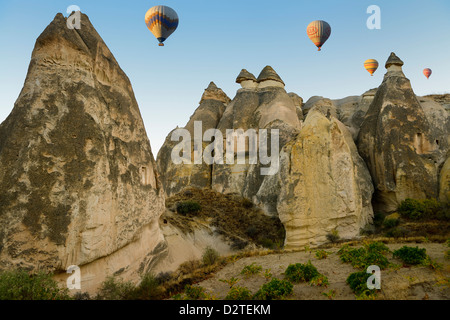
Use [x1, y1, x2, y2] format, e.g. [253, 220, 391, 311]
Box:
[357, 53, 441, 212]
[276, 109, 374, 248]
[0, 13, 166, 292]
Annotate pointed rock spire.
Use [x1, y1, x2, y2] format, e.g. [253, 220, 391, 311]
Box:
[200, 81, 231, 104]
[257, 66, 285, 86]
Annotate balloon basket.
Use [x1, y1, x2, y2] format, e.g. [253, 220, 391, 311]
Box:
[159, 43, 164, 47]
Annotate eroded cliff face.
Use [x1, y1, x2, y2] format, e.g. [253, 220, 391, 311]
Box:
[357, 53, 441, 212]
[276, 109, 374, 248]
[0, 13, 166, 292]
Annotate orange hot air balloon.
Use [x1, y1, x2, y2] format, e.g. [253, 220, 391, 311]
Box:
[423, 68, 432, 79]
[306, 20, 331, 51]
[364, 59, 379, 76]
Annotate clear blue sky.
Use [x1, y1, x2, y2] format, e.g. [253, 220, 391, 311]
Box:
[1, 0, 449, 154]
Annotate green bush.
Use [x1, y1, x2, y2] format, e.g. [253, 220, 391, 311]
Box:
[225, 286, 252, 300]
[240, 263, 262, 277]
[131, 273, 163, 300]
[326, 229, 340, 243]
[346, 271, 377, 299]
[373, 212, 385, 228]
[253, 278, 293, 300]
[284, 261, 320, 283]
[309, 274, 329, 287]
[337, 242, 390, 270]
[383, 218, 400, 228]
[0, 270, 70, 300]
[95, 276, 135, 300]
[176, 201, 202, 215]
[202, 246, 220, 266]
[184, 285, 206, 300]
[398, 198, 449, 220]
[385, 227, 409, 238]
[393, 246, 427, 265]
[315, 250, 330, 260]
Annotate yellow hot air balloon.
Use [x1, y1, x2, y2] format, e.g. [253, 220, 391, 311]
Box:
[364, 59, 379, 76]
[307, 20, 331, 51]
[145, 5, 179, 46]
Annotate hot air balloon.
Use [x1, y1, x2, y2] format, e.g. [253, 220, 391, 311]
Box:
[364, 59, 379, 76]
[145, 5, 179, 46]
[423, 68, 432, 79]
[306, 20, 331, 51]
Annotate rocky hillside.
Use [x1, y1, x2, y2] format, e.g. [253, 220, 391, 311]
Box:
[157, 53, 449, 250]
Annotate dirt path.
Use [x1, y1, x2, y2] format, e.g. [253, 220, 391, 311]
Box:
[197, 242, 450, 300]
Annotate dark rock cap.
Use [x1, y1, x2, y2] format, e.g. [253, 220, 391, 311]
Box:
[236, 69, 257, 83]
[385, 52, 404, 69]
[256, 66, 285, 85]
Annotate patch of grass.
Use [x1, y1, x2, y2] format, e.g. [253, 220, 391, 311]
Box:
[321, 289, 336, 300]
[240, 263, 262, 277]
[225, 286, 252, 300]
[253, 278, 293, 300]
[0, 270, 71, 300]
[184, 285, 207, 300]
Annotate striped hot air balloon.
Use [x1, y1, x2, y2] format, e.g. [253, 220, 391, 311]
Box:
[364, 59, 379, 76]
[306, 20, 331, 51]
[145, 5, 179, 46]
[423, 68, 432, 79]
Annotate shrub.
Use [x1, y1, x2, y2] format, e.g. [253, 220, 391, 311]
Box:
[398, 198, 449, 220]
[385, 227, 409, 238]
[184, 285, 206, 300]
[95, 276, 135, 300]
[202, 246, 220, 266]
[309, 274, 329, 287]
[338, 242, 391, 270]
[131, 273, 163, 300]
[393, 246, 427, 265]
[326, 229, 340, 243]
[176, 201, 202, 215]
[219, 277, 239, 288]
[383, 218, 399, 228]
[346, 271, 374, 297]
[225, 286, 252, 300]
[315, 250, 330, 260]
[284, 261, 320, 283]
[240, 263, 262, 277]
[373, 212, 385, 228]
[253, 278, 293, 300]
[0, 270, 71, 300]
[241, 198, 254, 209]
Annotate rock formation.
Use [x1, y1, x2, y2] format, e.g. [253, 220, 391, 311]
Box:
[0, 13, 166, 293]
[357, 53, 441, 212]
[157, 82, 230, 196]
[276, 108, 374, 248]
